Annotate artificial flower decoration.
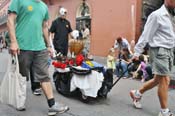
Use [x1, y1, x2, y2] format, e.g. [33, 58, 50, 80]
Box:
[76, 54, 84, 66]
[52, 61, 67, 69]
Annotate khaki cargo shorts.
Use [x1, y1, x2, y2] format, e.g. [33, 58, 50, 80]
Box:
[149, 47, 174, 76]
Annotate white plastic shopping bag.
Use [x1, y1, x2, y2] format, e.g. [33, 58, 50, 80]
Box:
[0, 54, 27, 109]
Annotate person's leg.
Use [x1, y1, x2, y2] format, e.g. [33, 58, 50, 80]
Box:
[156, 76, 172, 116]
[145, 65, 152, 76]
[130, 47, 159, 109]
[62, 46, 68, 56]
[154, 48, 173, 114]
[30, 65, 41, 95]
[33, 50, 69, 115]
[139, 75, 159, 94]
[145, 65, 153, 80]
[157, 76, 170, 109]
[18, 50, 33, 81]
[41, 81, 53, 97]
[121, 62, 128, 77]
[33, 50, 54, 99]
[115, 62, 120, 77]
[19, 51, 41, 96]
[138, 47, 164, 94]
[130, 75, 159, 109]
[131, 47, 174, 115]
[17, 50, 34, 110]
[157, 48, 174, 116]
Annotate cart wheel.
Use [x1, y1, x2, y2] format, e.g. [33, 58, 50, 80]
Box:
[82, 94, 88, 99]
[81, 94, 90, 103]
[104, 94, 107, 98]
[53, 76, 59, 91]
[54, 76, 64, 94]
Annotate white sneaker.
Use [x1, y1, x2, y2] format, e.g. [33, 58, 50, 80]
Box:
[123, 77, 128, 79]
[48, 102, 69, 115]
[130, 90, 142, 109]
[33, 88, 42, 96]
[158, 111, 174, 116]
[16, 106, 26, 111]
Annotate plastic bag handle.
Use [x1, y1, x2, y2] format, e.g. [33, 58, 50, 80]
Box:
[15, 54, 20, 73]
[11, 54, 20, 73]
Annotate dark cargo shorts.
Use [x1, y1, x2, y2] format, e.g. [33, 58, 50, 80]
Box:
[18, 49, 50, 82]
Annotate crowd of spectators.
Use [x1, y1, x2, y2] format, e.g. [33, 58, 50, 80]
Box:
[106, 37, 153, 82]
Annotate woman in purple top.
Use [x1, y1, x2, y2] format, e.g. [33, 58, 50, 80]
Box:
[140, 59, 148, 82]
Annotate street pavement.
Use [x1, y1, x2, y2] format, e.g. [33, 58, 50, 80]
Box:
[0, 49, 175, 116]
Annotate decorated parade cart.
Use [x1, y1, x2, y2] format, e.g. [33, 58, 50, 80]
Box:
[52, 52, 114, 102]
[50, 31, 114, 102]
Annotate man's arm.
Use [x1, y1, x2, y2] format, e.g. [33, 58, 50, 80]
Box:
[42, 20, 50, 47]
[7, 13, 19, 55]
[68, 21, 74, 39]
[49, 20, 56, 40]
[123, 38, 131, 53]
[43, 20, 54, 56]
[134, 12, 159, 57]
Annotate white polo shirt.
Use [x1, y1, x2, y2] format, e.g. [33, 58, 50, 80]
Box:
[134, 5, 175, 56]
